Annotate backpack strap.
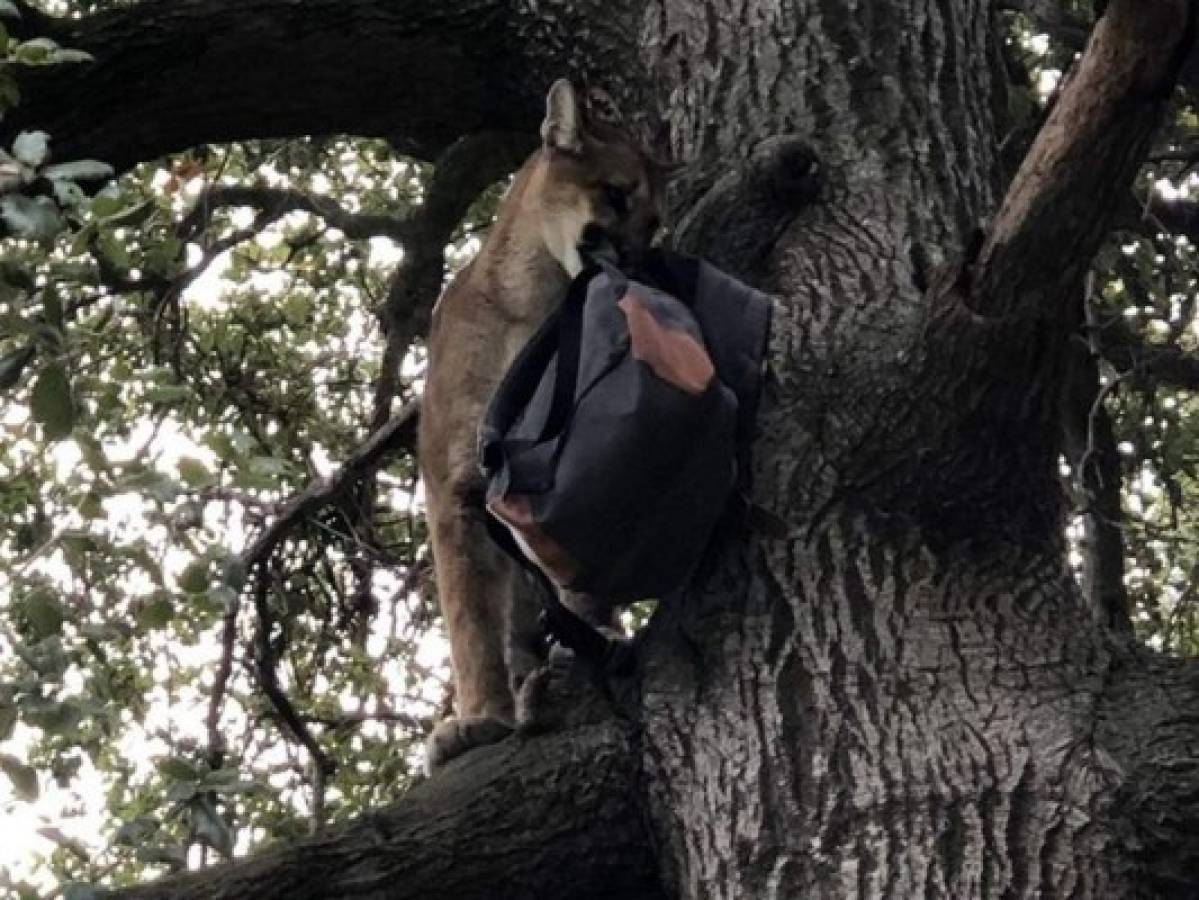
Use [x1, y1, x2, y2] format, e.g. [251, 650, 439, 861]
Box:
[479, 262, 619, 665]
[536, 265, 592, 443]
[481, 268, 589, 450]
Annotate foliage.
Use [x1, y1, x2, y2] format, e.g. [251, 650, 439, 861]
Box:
[0, 134, 481, 891]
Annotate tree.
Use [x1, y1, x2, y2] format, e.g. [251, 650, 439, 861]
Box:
[1, 0, 1199, 897]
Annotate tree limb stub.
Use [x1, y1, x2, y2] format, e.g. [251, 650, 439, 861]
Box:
[111, 722, 665, 900]
[972, 0, 1195, 317]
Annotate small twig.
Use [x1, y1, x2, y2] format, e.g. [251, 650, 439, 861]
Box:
[205, 588, 240, 771]
[1076, 369, 1131, 493]
[251, 576, 335, 778]
[178, 185, 413, 244]
[301, 709, 432, 734]
[237, 402, 420, 572]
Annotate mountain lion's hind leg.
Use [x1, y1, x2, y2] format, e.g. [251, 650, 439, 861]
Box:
[424, 492, 521, 771]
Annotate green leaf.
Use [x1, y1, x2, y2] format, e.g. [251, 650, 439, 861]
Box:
[24, 588, 64, 640]
[76, 432, 110, 473]
[248, 456, 286, 477]
[94, 196, 155, 228]
[0, 701, 16, 741]
[157, 757, 201, 781]
[62, 884, 101, 900]
[190, 795, 234, 858]
[50, 177, 86, 208]
[178, 561, 210, 594]
[50, 753, 81, 786]
[177, 457, 213, 489]
[43, 284, 63, 333]
[46, 48, 94, 65]
[79, 623, 121, 643]
[11, 130, 48, 167]
[69, 221, 97, 257]
[206, 432, 236, 462]
[144, 236, 183, 279]
[25, 697, 82, 736]
[122, 548, 163, 586]
[30, 360, 74, 440]
[43, 159, 113, 182]
[135, 596, 174, 630]
[0, 753, 39, 801]
[0, 70, 20, 111]
[113, 816, 160, 847]
[135, 845, 186, 869]
[205, 585, 239, 611]
[283, 294, 313, 327]
[201, 770, 265, 796]
[164, 780, 198, 804]
[1, 194, 63, 240]
[221, 557, 247, 591]
[145, 384, 190, 405]
[0, 343, 35, 391]
[12, 36, 58, 64]
[118, 467, 181, 502]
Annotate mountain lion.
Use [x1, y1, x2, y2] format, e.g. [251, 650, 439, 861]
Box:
[420, 80, 663, 770]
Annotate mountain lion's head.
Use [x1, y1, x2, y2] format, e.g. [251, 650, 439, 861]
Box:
[529, 79, 664, 276]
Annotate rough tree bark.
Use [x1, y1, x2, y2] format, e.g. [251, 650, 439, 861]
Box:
[8, 0, 1199, 897]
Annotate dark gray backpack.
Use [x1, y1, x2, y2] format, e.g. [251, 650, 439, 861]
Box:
[480, 250, 771, 651]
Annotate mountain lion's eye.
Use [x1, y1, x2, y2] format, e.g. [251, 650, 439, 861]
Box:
[602, 183, 630, 216]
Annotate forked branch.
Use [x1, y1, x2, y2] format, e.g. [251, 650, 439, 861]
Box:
[971, 0, 1196, 317]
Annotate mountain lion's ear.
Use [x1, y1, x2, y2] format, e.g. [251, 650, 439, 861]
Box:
[541, 79, 583, 154]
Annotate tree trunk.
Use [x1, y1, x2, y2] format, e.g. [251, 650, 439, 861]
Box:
[636, 1, 1199, 896]
[12, 0, 1198, 897]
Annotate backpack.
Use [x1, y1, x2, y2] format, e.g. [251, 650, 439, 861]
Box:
[479, 249, 772, 654]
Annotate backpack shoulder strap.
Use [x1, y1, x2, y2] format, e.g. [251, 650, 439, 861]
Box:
[478, 261, 620, 665]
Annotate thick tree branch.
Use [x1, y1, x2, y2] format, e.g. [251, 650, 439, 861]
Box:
[3, 0, 528, 168]
[111, 722, 665, 900]
[972, 0, 1195, 316]
[889, 0, 1194, 552]
[2, 0, 644, 173]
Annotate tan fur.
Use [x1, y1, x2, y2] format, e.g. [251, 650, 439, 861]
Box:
[419, 81, 662, 769]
